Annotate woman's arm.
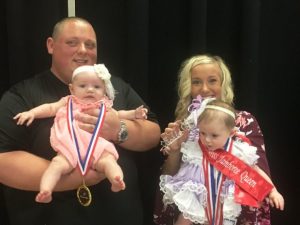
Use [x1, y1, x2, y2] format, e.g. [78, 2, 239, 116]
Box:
[236, 111, 271, 175]
[160, 121, 189, 175]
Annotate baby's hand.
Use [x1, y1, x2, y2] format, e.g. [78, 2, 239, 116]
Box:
[13, 111, 35, 126]
[269, 188, 284, 210]
[135, 105, 148, 119]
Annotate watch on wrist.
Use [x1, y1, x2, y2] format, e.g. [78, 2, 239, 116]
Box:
[117, 120, 128, 144]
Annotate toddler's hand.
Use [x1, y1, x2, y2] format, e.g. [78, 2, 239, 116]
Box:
[269, 188, 284, 210]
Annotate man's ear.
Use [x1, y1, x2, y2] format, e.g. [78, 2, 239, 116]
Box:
[46, 37, 54, 54]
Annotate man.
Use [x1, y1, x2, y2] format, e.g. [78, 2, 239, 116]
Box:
[0, 17, 160, 225]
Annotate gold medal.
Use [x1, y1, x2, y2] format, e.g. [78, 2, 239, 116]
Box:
[68, 98, 104, 207]
[76, 180, 92, 206]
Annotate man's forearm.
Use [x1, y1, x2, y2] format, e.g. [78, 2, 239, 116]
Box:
[0, 151, 49, 191]
[0, 151, 105, 191]
[119, 119, 161, 151]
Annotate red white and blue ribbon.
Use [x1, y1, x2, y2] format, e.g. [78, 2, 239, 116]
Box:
[67, 96, 106, 175]
[202, 138, 232, 225]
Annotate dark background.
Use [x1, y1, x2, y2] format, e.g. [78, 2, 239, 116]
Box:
[0, 0, 298, 224]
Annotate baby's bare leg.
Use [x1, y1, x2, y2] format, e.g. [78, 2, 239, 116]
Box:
[36, 154, 73, 203]
[94, 151, 125, 192]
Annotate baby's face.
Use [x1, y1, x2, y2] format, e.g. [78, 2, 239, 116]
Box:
[199, 118, 231, 151]
[70, 72, 106, 103]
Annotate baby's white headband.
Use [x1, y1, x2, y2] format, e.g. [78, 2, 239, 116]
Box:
[204, 105, 235, 119]
[72, 64, 111, 81]
[72, 64, 115, 100]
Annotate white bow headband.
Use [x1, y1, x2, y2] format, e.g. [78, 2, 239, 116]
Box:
[72, 64, 111, 81]
[72, 64, 115, 100]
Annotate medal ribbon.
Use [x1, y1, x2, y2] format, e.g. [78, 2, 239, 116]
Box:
[199, 138, 274, 208]
[67, 96, 106, 175]
[202, 139, 232, 225]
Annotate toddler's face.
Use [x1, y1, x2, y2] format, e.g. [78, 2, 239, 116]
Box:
[199, 118, 231, 151]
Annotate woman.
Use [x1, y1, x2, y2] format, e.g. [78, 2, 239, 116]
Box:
[154, 54, 272, 225]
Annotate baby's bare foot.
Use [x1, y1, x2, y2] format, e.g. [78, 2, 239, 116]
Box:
[35, 190, 52, 203]
[111, 176, 126, 192]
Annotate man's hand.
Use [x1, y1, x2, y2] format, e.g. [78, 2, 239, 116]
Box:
[76, 107, 120, 141]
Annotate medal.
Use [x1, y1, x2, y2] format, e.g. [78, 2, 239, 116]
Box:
[77, 179, 92, 206]
[67, 97, 106, 176]
[67, 97, 106, 206]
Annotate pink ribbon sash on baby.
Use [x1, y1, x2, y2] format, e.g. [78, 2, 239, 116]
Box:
[67, 96, 106, 176]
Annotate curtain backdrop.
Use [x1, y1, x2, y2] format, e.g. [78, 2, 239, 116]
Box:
[1, 0, 299, 224]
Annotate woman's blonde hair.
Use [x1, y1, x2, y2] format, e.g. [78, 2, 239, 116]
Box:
[175, 54, 234, 120]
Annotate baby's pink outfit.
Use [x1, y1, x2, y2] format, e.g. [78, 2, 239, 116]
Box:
[50, 95, 118, 169]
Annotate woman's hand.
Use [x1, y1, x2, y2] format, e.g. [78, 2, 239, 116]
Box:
[160, 121, 188, 175]
[160, 121, 189, 155]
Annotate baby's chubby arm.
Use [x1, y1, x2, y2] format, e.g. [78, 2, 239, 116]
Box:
[13, 97, 67, 126]
[117, 105, 148, 120]
[254, 165, 284, 210]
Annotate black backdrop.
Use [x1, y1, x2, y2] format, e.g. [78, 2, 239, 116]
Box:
[0, 0, 299, 224]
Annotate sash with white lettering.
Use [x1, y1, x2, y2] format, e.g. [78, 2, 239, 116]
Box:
[67, 96, 106, 175]
[199, 138, 274, 208]
[202, 139, 232, 225]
